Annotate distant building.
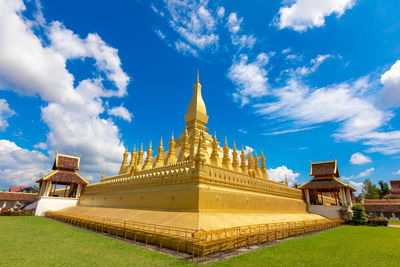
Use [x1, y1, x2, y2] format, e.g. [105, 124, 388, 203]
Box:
[0, 190, 37, 210]
[363, 180, 400, 220]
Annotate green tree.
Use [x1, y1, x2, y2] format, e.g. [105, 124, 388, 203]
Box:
[362, 179, 379, 199]
[378, 180, 391, 199]
[351, 204, 367, 225]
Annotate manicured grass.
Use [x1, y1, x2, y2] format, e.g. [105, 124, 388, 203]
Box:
[1, 217, 399, 266]
[388, 220, 400, 225]
[0, 216, 191, 267]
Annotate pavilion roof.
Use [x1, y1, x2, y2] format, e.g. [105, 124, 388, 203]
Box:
[389, 180, 400, 194]
[37, 170, 88, 185]
[310, 160, 339, 178]
[52, 153, 80, 171]
[299, 177, 355, 191]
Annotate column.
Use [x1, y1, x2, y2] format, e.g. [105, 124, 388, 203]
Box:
[346, 188, 353, 207]
[305, 189, 310, 206]
[76, 184, 82, 198]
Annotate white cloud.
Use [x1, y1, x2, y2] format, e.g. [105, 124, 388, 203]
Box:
[295, 54, 333, 76]
[380, 60, 400, 108]
[107, 105, 133, 122]
[274, 0, 356, 32]
[0, 0, 128, 186]
[363, 131, 400, 155]
[0, 139, 49, 186]
[394, 170, 400, 175]
[268, 166, 299, 186]
[174, 40, 198, 57]
[33, 142, 47, 150]
[227, 12, 242, 34]
[161, 0, 219, 54]
[350, 152, 372, 165]
[154, 29, 166, 40]
[217, 6, 225, 18]
[256, 77, 389, 142]
[349, 181, 363, 193]
[228, 53, 270, 105]
[357, 167, 374, 178]
[0, 99, 15, 131]
[238, 128, 248, 134]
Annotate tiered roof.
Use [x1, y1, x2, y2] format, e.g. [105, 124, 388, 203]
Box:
[37, 153, 88, 185]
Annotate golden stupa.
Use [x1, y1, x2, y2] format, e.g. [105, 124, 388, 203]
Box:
[61, 72, 324, 231]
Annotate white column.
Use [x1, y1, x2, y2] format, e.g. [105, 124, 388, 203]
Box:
[2, 201, 6, 208]
[340, 188, 347, 206]
[305, 189, 310, 205]
[346, 188, 352, 207]
[45, 181, 52, 197]
[76, 184, 82, 198]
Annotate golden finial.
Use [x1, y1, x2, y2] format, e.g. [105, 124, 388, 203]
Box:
[142, 140, 153, 170]
[154, 137, 165, 168]
[210, 131, 220, 166]
[240, 145, 247, 173]
[166, 132, 177, 165]
[232, 140, 239, 171]
[222, 136, 231, 169]
[285, 175, 288, 186]
[197, 69, 199, 83]
[100, 170, 105, 181]
[260, 150, 269, 180]
[160, 137, 163, 147]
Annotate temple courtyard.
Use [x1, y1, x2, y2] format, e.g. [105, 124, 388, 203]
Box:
[1, 217, 399, 266]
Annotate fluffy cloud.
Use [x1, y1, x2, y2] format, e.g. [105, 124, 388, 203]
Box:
[226, 12, 256, 49]
[394, 170, 400, 175]
[227, 12, 242, 34]
[380, 60, 400, 108]
[0, 139, 49, 186]
[107, 105, 133, 122]
[350, 152, 372, 165]
[0, 0, 129, 185]
[0, 99, 15, 131]
[158, 0, 219, 55]
[274, 0, 356, 32]
[268, 166, 299, 186]
[257, 77, 388, 142]
[228, 53, 270, 105]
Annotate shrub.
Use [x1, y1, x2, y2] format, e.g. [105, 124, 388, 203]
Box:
[367, 219, 388, 226]
[0, 208, 32, 216]
[351, 205, 367, 225]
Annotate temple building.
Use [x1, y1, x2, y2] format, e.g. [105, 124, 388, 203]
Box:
[53, 73, 329, 231]
[35, 153, 88, 216]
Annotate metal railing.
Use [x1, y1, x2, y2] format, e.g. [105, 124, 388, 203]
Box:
[45, 211, 343, 263]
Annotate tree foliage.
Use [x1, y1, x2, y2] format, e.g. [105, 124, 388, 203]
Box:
[362, 179, 380, 199]
[351, 204, 367, 225]
[378, 181, 391, 199]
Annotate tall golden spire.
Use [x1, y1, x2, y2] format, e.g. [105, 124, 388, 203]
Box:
[184, 70, 209, 129]
[100, 170, 105, 182]
[143, 141, 153, 170]
[154, 137, 164, 168]
[247, 150, 255, 178]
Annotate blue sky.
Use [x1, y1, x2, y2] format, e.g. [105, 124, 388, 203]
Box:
[0, 0, 400, 192]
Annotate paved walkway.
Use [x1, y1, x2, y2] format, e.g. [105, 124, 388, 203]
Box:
[388, 224, 400, 228]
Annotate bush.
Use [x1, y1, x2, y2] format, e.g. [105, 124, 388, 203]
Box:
[351, 205, 367, 225]
[0, 207, 32, 216]
[367, 219, 388, 226]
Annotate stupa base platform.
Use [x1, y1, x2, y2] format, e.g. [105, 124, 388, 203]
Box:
[58, 205, 326, 231]
[45, 208, 343, 261]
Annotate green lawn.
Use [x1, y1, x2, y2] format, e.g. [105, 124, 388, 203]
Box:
[1, 217, 399, 267]
[388, 220, 400, 225]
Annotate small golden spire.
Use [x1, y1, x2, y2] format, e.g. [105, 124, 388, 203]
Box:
[240, 145, 247, 173]
[222, 136, 231, 169]
[136, 143, 144, 170]
[127, 144, 137, 174]
[232, 140, 240, 171]
[285, 175, 288, 186]
[197, 69, 199, 83]
[260, 150, 269, 180]
[166, 132, 177, 165]
[154, 137, 164, 168]
[254, 151, 262, 178]
[119, 145, 130, 174]
[178, 128, 190, 162]
[210, 132, 220, 166]
[100, 170, 105, 182]
[247, 149, 255, 178]
[143, 141, 153, 170]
